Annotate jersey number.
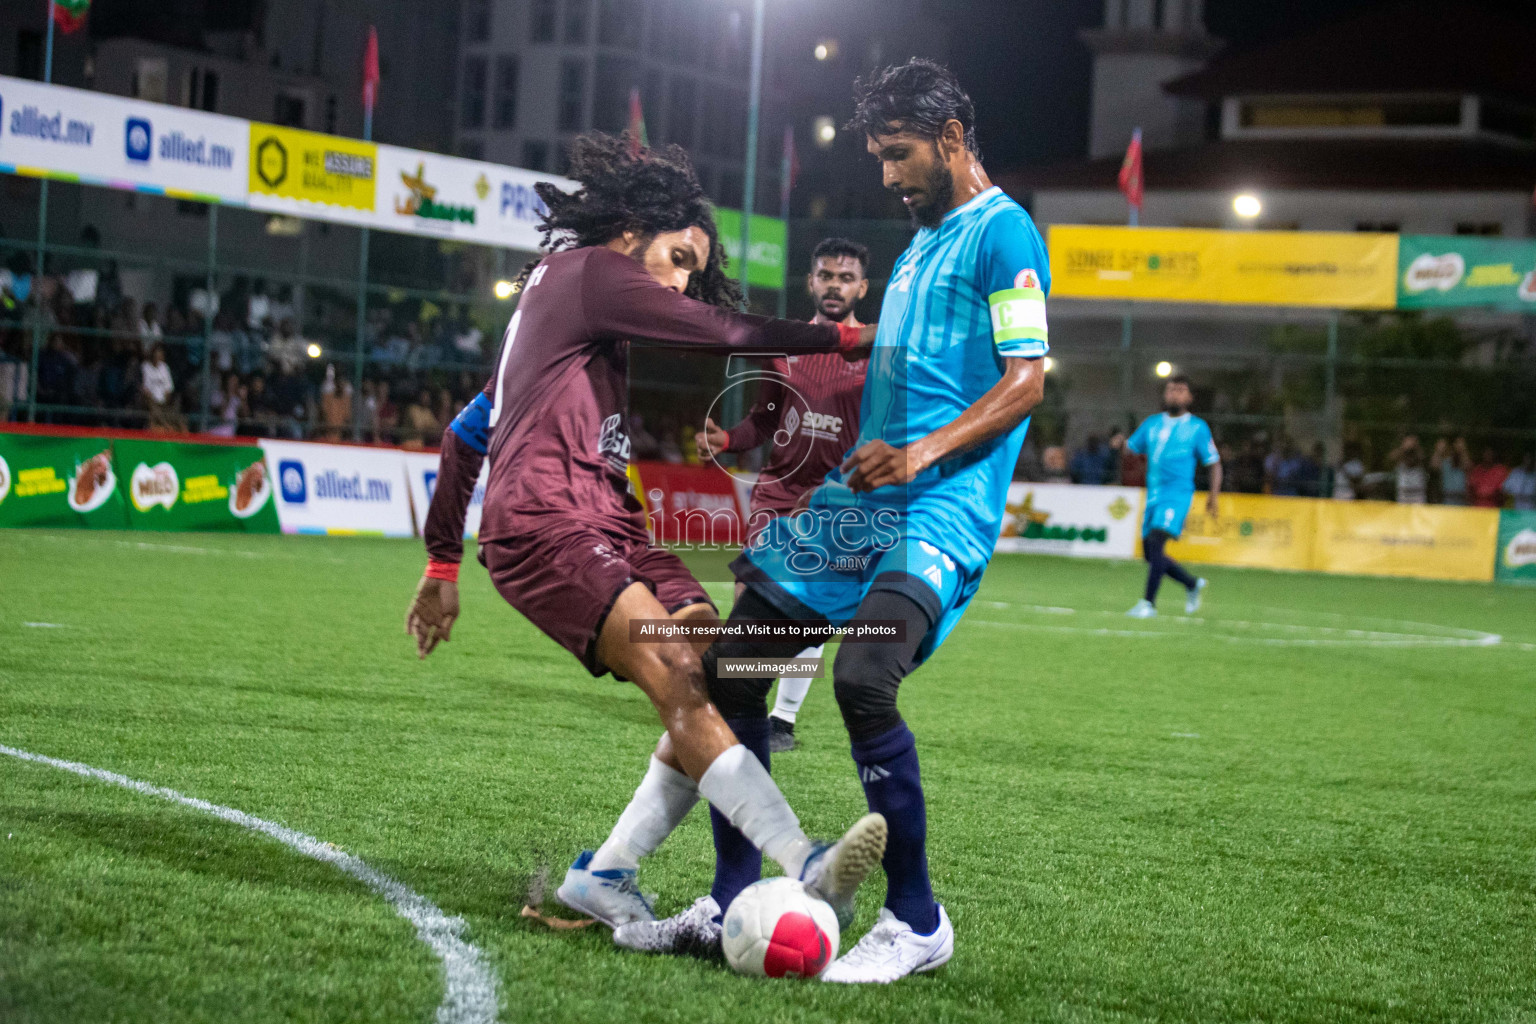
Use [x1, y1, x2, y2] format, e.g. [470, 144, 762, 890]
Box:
[488, 310, 523, 429]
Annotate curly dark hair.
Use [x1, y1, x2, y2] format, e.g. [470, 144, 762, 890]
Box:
[846, 58, 979, 157]
[514, 132, 743, 310]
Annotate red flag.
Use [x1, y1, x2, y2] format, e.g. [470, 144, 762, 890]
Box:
[779, 124, 799, 214]
[52, 0, 92, 34]
[627, 88, 649, 158]
[362, 27, 380, 116]
[1118, 128, 1144, 214]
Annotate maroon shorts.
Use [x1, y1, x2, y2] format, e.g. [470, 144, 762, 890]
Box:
[478, 516, 712, 676]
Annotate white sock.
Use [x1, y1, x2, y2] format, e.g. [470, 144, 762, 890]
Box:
[588, 755, 700, 872]
[697, 744, 815, 877]
[770, 644, 823, 724]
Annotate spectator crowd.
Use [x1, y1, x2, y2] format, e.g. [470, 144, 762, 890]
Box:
[0, 253, 496, 448]
[1017, 429, 1536, 511]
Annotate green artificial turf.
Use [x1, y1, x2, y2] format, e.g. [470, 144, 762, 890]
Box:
[2, 529, 1534, 1023]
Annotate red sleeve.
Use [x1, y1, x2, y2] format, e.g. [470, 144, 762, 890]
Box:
[582, 248, 850, 355]
[422, 380, 493, 566]
[724, 361, 786, 452]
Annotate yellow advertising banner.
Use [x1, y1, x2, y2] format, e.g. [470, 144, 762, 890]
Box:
[1163, 493, 1318, 571]
[248, 123, 377, 211]
[1314, 502, 1498, 583]
[1048, 226, 1400, 309]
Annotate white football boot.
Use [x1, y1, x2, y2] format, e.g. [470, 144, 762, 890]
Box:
[821, 905, 954, 984]
[1126, 599, 1157, 618]
[555, 850, 654, 928]
[799, 812, 888, 930]
[612, 895, 723, 958]
[1185, 578, 1207, 614]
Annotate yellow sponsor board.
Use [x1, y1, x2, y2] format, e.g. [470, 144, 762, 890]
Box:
[1163, 493, 1318, 571]
[1048, 226, 1399, 309]
[248, 123, 376, 210]
[1314, 502, 1498, 583]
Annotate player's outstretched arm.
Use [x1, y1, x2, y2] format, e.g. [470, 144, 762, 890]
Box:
[407, 392, 490, 658]
[844, 356, 1045, 492]
[585, 248, 874, 358]
[1206, 462, 1223, 518]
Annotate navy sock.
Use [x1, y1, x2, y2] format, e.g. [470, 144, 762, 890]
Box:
[851, 722, 938, 935]
[708, 717, 769, 914]
[1143, 532, 1168, 603]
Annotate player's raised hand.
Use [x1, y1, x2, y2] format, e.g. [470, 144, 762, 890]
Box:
[842, 439, 920, 492]
[696, 417, 729, 460]
[405, 574, 460, 659]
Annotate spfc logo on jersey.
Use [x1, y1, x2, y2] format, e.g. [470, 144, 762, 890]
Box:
[1014, 268, 1041, 290]
[597, 412, 631, 467]
[891, 262, 918, 293]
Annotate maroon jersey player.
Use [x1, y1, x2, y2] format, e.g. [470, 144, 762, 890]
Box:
[695, 237, 872, 752]
[404, 134, 886, 932]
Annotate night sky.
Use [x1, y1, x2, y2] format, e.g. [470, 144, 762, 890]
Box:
[937, 0, 1536, 169]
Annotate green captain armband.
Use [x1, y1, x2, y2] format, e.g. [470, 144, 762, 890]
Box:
[988, 286, 1048, 356]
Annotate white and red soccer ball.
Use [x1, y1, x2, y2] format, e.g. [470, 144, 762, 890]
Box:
[721, 878, 840, 978]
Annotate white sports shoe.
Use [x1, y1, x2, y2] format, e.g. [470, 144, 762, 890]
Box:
[821, 905, 954, 984]
[613, 895, 723, 958]
[1126, 599, 1157, 618]
[800, 812, 888, 930]
[555, 850, 654, 928]
[1185, 578, 1207, 615]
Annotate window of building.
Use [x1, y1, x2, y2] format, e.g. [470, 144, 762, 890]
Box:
[667, 75, 697, 149]
[555, 141, 573, 176]
[17, 30, 44, 81]
[274, 92, 306, 128]
[461, 56, 488, 128]
[522, 140, 550, 172]
[133, 56, 169, 102]
[718, 168, 743, 209]
[1479, 98, 1536, 142]
[1239, 98, 1461, 130]
[598, 0, 644, 49]
[1455, 222, 1503, 236]
[325, 95, 337, 133]
[466, 0, 492, 42]
[656, 0, 700, 64]
[594, 59, 640, 133]
[558, 59, 588, 132]
[1354, 221, 1400, 233]
[493, 55, 520, 129]
[530, 0, 557, 43]
[184, 67, 219, 111]
[564, 0, 591, 43]
[458, 138, 484, 160]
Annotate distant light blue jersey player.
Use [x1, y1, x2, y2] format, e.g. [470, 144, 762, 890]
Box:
[609, 60, 1051, 983]
[1124, 374, 1223, 618]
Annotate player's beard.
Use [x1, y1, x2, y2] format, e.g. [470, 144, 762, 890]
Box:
[1163, 400, 1190, 415]
[906, 146, 955, 229]
[815, 293, 849, 321]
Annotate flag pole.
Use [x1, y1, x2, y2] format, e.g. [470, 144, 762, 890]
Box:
[775, 124, 793, 319]
[27, 0, 57, 422]
[352, 27, 378, 441]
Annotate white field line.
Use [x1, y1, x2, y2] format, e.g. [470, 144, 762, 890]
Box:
[18, 533, 348, 564]
[969, 619, 1520, 649]
[0, 744, 499, 1024]
[22, 622, 65, 628]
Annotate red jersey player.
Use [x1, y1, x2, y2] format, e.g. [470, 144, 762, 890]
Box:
[695, 237, 871, 752]
[406, 134, 886, 931]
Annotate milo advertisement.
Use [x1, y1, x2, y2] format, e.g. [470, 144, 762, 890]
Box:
[114, 439, 278, 532]
[1495, 511, 1536, 586]
[1397, 235, 1536, 310]
[0, 432, 129, 529]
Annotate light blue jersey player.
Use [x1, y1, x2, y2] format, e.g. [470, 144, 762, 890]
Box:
[1124, 373, 1223, 618]
[608, 60, 1051, 983]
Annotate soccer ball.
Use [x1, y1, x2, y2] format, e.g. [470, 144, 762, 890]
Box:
[721, 877, 840, 978]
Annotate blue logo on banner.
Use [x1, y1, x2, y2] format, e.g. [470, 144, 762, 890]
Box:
[125, 118, 152, 162]
[424, 470, 438, 502]
[279, 460, 307, 504]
